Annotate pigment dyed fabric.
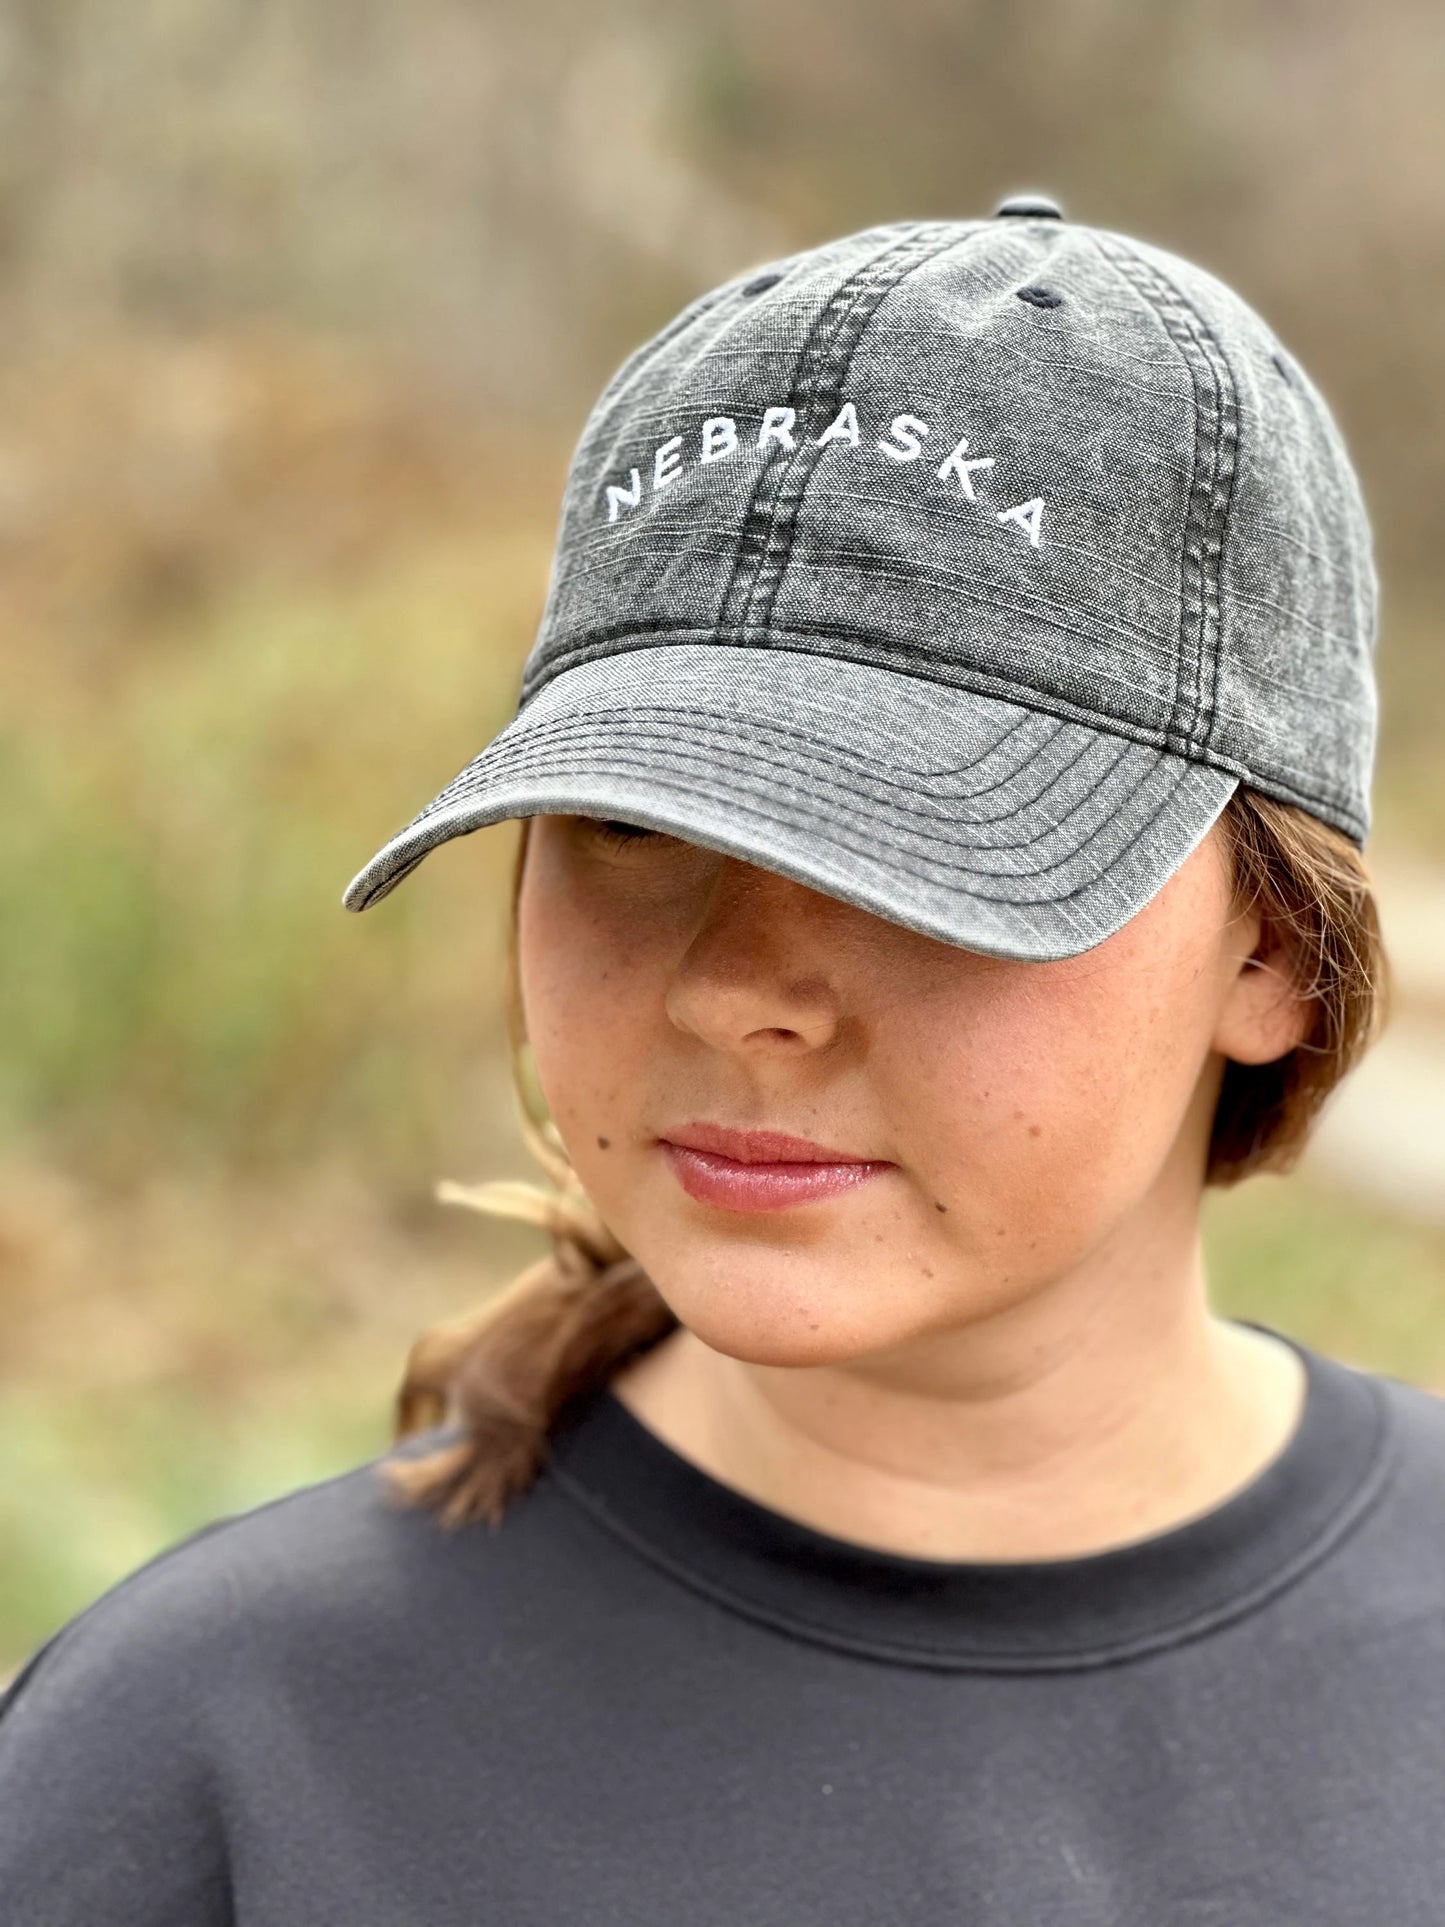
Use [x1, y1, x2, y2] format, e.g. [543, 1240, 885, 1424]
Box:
[3, 1316, 1443, 1925]
[341, 203, 1377, 964]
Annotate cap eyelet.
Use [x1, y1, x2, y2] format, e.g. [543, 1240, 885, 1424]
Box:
[741, 271, 783, 297]
[1017, 284, 1064, 309]
[995, 193, 1065, 220]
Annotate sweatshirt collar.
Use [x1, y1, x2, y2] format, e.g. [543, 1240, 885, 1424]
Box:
[542, 1319, 1395, 1672]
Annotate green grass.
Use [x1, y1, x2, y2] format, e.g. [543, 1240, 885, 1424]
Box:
[1205, 1173, 1445, 1386]
[0, 1377, 394, 1671]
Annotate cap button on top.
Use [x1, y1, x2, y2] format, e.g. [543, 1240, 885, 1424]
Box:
[994, 193, 1065, 220]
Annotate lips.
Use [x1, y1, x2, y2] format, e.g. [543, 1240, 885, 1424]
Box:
[659, 1120, 875, 1164]
[656, 1120, 894, 1213]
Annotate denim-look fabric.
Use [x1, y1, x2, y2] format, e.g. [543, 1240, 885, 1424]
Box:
[342, 208, 1378, 960]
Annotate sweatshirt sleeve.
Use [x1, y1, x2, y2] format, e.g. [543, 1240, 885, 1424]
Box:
[0, 1532, 238, 1927]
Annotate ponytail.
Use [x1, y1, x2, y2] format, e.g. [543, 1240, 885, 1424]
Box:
[378, 819, 677, 1528]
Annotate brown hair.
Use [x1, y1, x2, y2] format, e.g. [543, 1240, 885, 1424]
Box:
[378, 787, 1388, 1529]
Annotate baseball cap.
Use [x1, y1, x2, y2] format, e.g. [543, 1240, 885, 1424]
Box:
[341, 191, 1379, 961]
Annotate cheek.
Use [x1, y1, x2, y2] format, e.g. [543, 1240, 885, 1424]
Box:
[516, 856, 661, 1146]
[897, 959, 1220, 1238]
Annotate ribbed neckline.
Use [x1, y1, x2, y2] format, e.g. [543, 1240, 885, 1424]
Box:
[541, 1320, 1396, 1673]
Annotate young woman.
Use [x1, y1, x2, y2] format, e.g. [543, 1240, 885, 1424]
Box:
[5, 197, 1441, 1926]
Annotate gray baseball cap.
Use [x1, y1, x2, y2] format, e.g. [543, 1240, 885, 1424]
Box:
[342, 192, 1379, 960]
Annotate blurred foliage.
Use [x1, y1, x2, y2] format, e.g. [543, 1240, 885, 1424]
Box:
[3, 2, 1444, 1673]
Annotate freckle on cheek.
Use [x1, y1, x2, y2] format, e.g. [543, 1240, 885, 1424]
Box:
[934, 1202, 947, 1213]
[1028, 1124, 1041, 1138]
[596, 1136, 610, 1149]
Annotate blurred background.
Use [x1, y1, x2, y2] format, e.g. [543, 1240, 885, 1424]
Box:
[3, 0, 1444, 1677]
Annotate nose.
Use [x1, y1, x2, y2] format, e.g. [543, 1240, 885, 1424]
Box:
[663, 855, 844, 1057]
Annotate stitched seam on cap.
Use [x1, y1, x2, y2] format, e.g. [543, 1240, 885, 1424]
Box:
[1089, 234, 1238, 763]
[720, 222, 971, 638]
[746, 222, 982, 635]
[1136, 258, 1242, 759]
[526, 555, 1180, 704]
[449, 703, 1071, 815]
[528, 625, 1360, 824]
[425, 722, 1131, 868]
[718, 233, 922, 636]
[365, 738, 1199, 912]
[1086, 232, 1197, 750]
[1199, 323, 1244, 755]
[515, 627, 1362, 835]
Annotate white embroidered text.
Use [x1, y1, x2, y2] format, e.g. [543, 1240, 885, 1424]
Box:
[601, 402, 1046, 548]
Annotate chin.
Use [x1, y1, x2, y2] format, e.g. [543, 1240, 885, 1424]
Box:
[658, 1282, 917, 1372]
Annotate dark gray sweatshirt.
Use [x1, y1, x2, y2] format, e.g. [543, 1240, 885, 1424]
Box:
[2, 1316, 1443, 1925]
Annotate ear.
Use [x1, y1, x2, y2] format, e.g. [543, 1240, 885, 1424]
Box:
[1212, 900, 1312, 1066]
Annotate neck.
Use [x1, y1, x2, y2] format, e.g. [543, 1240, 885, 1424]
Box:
[608, 1234, 1308, 1564]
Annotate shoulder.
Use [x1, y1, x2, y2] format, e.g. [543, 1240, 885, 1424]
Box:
[1329, 1359, 1445, 1603]
[0, 1425, 494, 1919]
[1370, 1362, 1445, 1489]
[1, 1423, 475, 1727]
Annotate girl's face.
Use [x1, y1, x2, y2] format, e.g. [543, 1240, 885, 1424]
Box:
[515, 812, 1302, 1375]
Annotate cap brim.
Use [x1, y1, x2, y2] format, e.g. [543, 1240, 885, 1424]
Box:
[341, 644, 1238, 962]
